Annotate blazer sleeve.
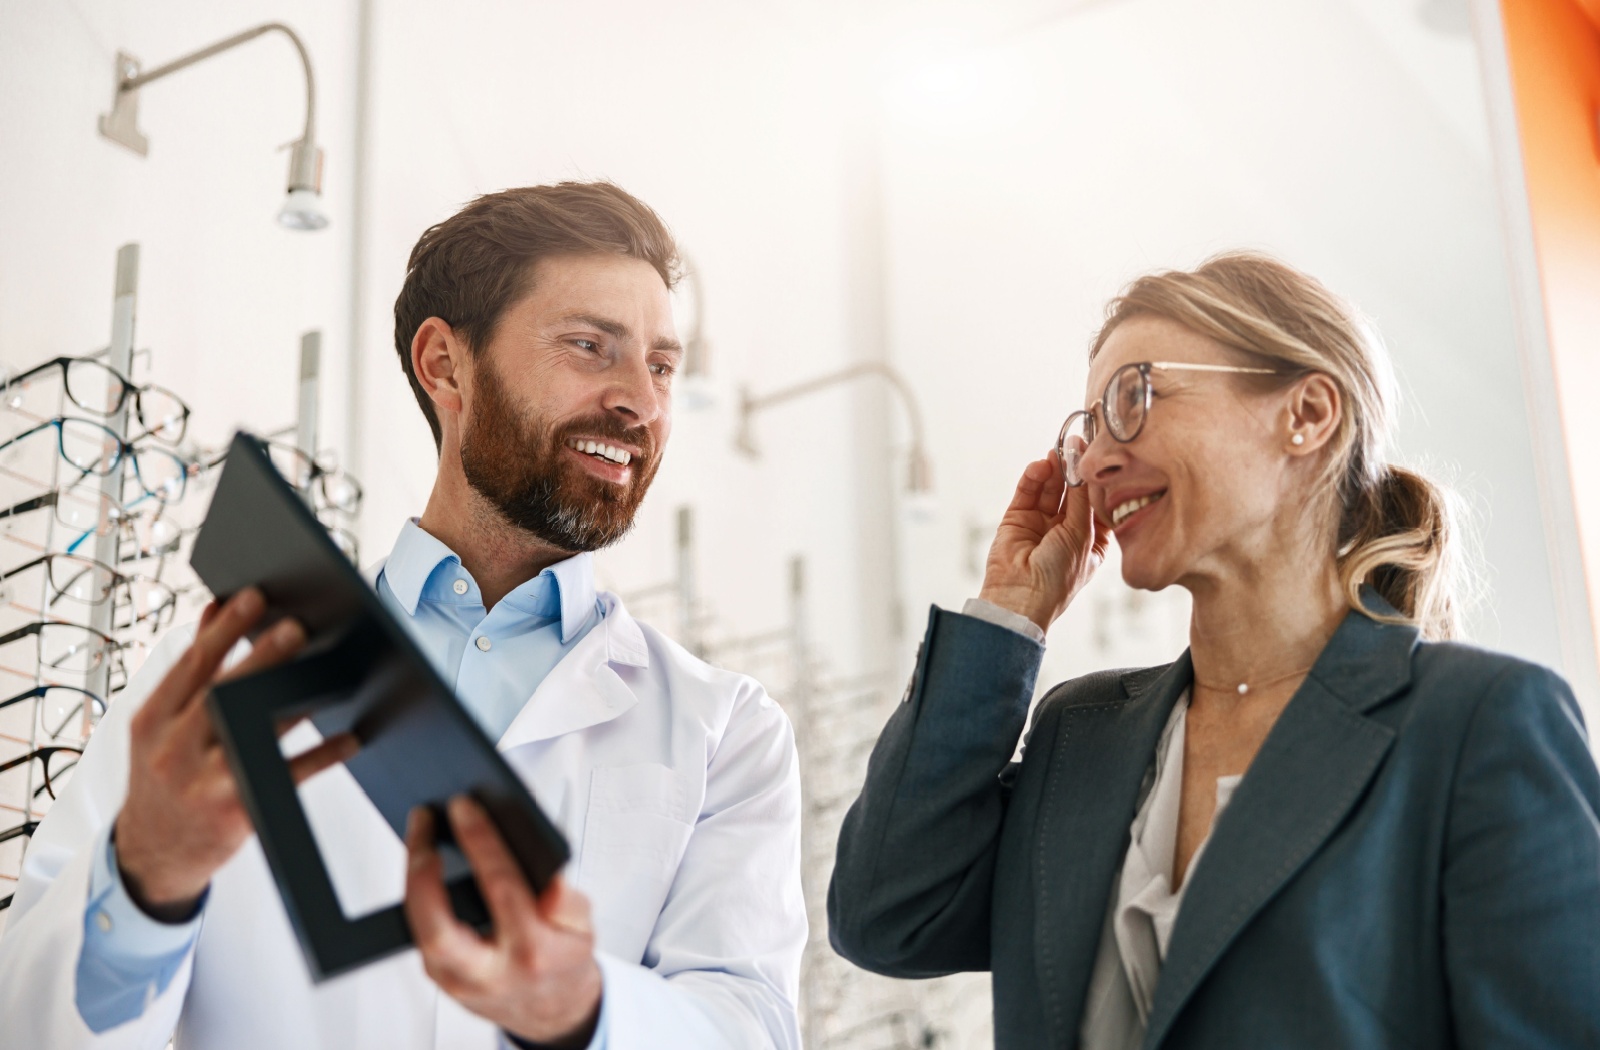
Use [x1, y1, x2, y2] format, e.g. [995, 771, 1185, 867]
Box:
[1441, 661, 1600, 1048]
[827, 605, 1044, 978]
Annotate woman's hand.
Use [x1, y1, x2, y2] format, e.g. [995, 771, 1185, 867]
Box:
[978, 453, 1110, 633]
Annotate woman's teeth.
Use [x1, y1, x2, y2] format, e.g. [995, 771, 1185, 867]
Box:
[568, 439, 632, 465]
[1111, 491, 1165, 527]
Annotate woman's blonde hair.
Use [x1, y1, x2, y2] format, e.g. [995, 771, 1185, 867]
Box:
[1090, 251, 1463, 641]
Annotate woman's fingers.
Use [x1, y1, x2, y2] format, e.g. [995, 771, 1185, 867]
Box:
[1003, 457, 1058, 516]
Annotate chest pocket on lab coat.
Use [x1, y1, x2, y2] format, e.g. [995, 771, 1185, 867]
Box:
[579, 763, 698, 956]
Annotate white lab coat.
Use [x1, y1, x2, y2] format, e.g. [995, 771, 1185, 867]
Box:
[0, 587, 805, 1049]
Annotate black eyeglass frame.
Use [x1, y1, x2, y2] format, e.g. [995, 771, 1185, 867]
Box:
[6, 356, 191, 445]
[0, 745, 84, 801]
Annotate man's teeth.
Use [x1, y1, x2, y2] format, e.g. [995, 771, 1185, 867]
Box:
[568, 439, 632, 466]
[1111, 492, 1165, 527]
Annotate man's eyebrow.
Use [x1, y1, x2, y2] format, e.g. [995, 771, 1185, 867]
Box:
[557, 313, 631, 340]
[652, 337, 684, 355]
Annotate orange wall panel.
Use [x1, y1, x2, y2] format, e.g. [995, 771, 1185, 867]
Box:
[1499, 0, 1600, 660]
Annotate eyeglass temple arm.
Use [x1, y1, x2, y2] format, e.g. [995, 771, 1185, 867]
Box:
[1146, 361, 1281, 375]
[0, 492, 57, 521]
[3, 358, 71, 389]
[0, 420, 56, 455]
[0, 554, 51, 596]
[0, 622, 40, 648]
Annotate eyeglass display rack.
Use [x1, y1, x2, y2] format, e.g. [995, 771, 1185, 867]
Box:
[0, 243, 363, 922]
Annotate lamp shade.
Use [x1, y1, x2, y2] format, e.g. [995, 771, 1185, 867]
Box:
[278, 188, 328, 231]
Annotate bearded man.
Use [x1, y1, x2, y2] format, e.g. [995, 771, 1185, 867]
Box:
[0, 183, 805, 1050]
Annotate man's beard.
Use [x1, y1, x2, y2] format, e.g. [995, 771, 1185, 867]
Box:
[459, 360, 660, 553]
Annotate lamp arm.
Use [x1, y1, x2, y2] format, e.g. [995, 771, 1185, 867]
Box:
[741, 361, 927, 454]
[120, 22, 316, 145]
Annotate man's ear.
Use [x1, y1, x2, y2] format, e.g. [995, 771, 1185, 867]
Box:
[412, 317, 466, 424]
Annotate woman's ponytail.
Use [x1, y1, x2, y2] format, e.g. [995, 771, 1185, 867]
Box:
[1337, 464, 1461, 641]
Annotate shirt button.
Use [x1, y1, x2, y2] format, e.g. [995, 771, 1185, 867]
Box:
[96, 911, 113, 932]
[475, 636, 492, 652]
[453, 579, 469, 595]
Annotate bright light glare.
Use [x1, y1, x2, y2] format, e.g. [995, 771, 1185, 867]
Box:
[880, 36, 1024, 132]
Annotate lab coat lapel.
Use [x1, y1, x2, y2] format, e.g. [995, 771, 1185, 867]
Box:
[1141, 605, 1415, 1049]
[1034, 657, 1187, 1046]
[496, 594, 647, 749]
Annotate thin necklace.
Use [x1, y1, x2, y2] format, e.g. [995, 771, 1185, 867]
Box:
[1192, 665, 1314, 697]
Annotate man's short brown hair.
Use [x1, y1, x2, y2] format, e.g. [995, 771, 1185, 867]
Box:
[393, 181, 681, 449]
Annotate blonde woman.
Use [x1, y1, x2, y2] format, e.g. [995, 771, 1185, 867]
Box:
[828, 253, 1600, 1049]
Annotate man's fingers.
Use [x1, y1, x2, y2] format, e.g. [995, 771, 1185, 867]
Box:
[216, 617, 307, 684]
[287, 733, 359, 786]
[404, 807, 497, 984]
[154, 589, 268, 718]
[448, 796, 540, 943]
[538, 874, 593, 938]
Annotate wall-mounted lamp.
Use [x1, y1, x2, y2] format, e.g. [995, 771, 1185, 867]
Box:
[736, 362, 936, 520]
[674, 258, 718, 411]
[98, 23, 328, 231]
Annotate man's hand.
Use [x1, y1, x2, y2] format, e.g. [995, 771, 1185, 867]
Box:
[114, 588, 359, 922]
[405, 798, 602, 1049]
[979, 452, 1111, 633]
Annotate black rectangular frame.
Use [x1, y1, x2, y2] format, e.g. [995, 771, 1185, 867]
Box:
[191, 431, 569, 982]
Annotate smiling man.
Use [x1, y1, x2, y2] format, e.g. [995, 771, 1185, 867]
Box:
[0, 183, 806, 1050]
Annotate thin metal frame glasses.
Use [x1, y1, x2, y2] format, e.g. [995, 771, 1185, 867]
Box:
[1056, 361, 1281, 487]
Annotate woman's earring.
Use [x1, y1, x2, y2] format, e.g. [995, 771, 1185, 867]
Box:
[1291, 433, 1306, 446]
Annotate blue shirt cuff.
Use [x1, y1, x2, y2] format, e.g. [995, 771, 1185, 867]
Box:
[75, 825, 204, 1032]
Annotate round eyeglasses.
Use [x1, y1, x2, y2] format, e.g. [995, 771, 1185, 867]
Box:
[1056, 360, 1282, 487]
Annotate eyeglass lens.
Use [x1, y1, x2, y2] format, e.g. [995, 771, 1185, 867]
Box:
[1105, 364, 1148, 443]
[62, 359, 131, 417]
[45, 555, 119, 605]
[35, 624, 114, 675]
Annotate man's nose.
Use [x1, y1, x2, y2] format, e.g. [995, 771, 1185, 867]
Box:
[602, 354, 664, 426]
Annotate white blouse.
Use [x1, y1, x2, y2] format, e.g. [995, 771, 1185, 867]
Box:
[1079, 692, 1242, 1050]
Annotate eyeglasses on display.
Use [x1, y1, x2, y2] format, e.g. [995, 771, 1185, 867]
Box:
[4, 356, 190, 445]
[0, 550, 179, 622]
[204, 441, 363, 517]
[0, 619, 124, 677]
[0, 684, 106, 738]
[1055, 360, 1283, 487]
[0, 745, 83, 802]
[0, 417, 191, 502]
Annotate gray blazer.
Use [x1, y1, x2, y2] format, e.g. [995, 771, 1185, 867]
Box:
[828, 601, 1600, 1049]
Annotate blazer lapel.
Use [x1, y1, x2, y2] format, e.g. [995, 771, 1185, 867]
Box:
[1141, 605, 1418, 1049]
[1034, 656, 1189, 1047]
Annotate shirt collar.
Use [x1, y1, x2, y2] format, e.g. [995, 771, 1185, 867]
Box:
[500, 549, 598, 643]
[382, 519, 461, 616]
[381, 518, 598, 642]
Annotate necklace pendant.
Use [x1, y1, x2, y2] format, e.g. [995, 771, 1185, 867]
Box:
[1237, 683, 1249, 696]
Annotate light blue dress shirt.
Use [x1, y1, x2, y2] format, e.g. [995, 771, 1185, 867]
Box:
[76, 519, 611, 1046]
